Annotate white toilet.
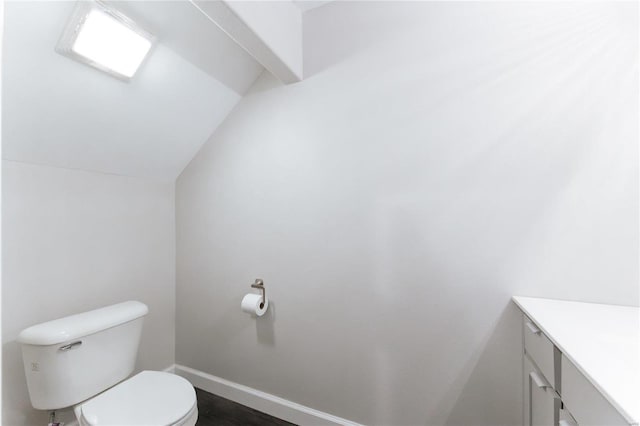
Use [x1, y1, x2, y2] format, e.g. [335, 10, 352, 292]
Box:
[18, 301, 198, 426]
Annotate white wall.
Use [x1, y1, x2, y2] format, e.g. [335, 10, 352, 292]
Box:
[2, 161, 176, 425]
[176, 2, 638, 425]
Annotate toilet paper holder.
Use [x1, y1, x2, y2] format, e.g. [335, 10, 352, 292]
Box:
[250, 279, 266, 309]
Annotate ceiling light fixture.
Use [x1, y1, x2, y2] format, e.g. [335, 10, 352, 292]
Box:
[56, 1, 155, 81]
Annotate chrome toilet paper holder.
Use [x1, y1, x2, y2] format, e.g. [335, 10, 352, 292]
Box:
[251, 279, 266, 309]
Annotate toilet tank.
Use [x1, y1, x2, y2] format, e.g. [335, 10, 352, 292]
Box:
[18, 301, 148, 410]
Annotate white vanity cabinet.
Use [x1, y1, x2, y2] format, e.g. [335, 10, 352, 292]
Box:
[514, 297, 639, 426]
[522, 313, 560, 426]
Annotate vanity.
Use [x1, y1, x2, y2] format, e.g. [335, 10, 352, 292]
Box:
[513, 297, 639, 426]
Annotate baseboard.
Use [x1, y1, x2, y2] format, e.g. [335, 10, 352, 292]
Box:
[174, 364, 363, 426]
[163, 363, 176, 373]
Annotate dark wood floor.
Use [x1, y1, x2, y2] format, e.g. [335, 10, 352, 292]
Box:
[195, 388, 296, 426]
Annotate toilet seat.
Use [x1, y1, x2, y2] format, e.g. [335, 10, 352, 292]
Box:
[75, 371, 198, 426]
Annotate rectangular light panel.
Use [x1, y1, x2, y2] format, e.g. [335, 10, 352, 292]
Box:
[56, 1, 154, 81]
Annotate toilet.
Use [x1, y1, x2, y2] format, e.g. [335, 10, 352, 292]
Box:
[18, 301, 198, 426]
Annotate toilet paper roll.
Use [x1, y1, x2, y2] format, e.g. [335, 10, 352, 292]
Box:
[241, 293, 269, 316]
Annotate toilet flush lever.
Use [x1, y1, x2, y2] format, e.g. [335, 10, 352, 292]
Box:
[59, 341, 82, 351]
[251, 279, 266, 308]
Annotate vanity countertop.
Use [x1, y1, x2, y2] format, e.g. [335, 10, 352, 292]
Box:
[512, 296, 639, 425]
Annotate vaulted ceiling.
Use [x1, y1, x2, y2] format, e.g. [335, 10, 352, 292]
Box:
[2, 0, 332, 181]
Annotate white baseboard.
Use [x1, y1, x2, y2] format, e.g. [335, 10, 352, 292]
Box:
[163, 364, 176, 373]
[174, 364, 363, 426]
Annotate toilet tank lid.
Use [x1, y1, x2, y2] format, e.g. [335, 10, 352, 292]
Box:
[18, 301, 149, 346]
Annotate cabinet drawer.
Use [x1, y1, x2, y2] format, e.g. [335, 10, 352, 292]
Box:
[523, 316, 557, 389]
[524, 353, 559, 426]
[561, 356, 628, 426]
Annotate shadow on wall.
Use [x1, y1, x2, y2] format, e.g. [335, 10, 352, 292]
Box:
[256, 300, 276, 346]
[439, 303, 522, 426]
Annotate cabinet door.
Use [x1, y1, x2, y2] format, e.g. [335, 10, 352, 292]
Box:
[525, 354, 558, 426]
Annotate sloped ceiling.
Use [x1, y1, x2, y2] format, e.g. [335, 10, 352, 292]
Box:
[107, 1, 263, 94]
[2, 1, 264, 181]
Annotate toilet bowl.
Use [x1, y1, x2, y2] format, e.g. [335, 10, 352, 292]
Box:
[18, 301, 198, 426]
[74, 371, 198, 426]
